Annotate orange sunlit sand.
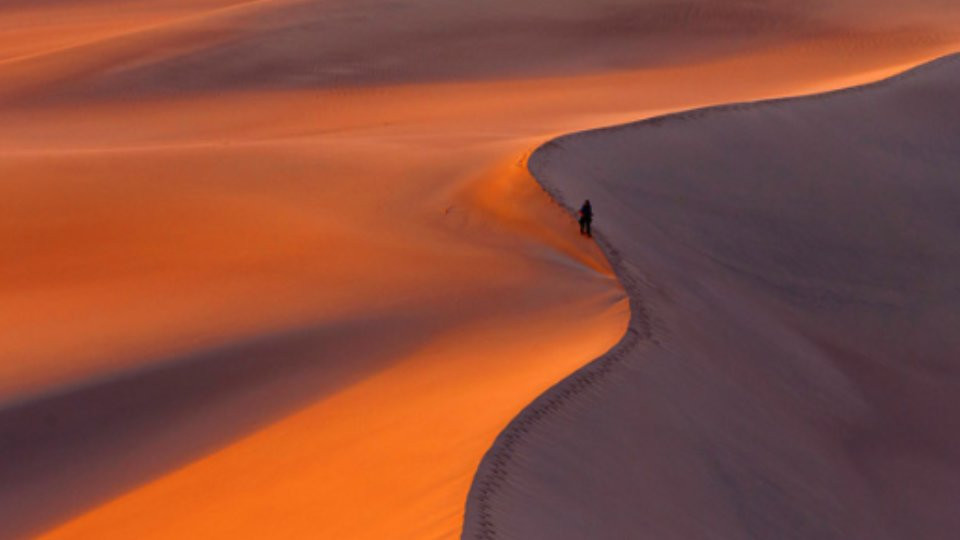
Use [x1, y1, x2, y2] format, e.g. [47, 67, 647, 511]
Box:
[1, 0, 959, 538]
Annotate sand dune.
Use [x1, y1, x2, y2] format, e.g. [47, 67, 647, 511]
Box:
[466, 54, 960, 539]
[1, 0, 959, 538]
[2, 0, 958, 104]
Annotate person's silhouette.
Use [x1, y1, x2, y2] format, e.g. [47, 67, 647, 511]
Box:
[578, 200, 593, 237]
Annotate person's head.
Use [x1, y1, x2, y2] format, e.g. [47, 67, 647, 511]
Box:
[585, 199, 591, 206]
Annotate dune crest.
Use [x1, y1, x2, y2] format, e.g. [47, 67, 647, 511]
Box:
[464, 53, 960, 540]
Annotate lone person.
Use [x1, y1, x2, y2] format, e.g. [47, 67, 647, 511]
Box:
[578, 199, 593, 237]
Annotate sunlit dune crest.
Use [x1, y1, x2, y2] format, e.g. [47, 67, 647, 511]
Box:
[1, 0, 958, 538]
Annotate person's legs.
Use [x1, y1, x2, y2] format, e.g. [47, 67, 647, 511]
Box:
[585, 220, 591, 237]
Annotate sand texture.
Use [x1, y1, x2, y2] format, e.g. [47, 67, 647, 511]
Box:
[465, 54, 960, 540]
[1, 0, 959, 538]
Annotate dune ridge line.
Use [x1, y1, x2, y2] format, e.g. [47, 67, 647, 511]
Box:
[460, 51, 960, 539]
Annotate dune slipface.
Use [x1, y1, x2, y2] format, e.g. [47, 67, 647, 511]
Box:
[465, 55, 960, 539]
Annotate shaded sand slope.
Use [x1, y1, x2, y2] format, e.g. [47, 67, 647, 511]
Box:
[465, 54, 960, 539]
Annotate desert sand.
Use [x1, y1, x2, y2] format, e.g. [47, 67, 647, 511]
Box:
[467, 55, 960, 539]
[0, 0, 958, 538]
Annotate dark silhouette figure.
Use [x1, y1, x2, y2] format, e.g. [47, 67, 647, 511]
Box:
[579, 200, 593, 237]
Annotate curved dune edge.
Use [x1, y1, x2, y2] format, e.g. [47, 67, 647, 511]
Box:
[461, 52, 960, 539]
[461, 171, 654, 540]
